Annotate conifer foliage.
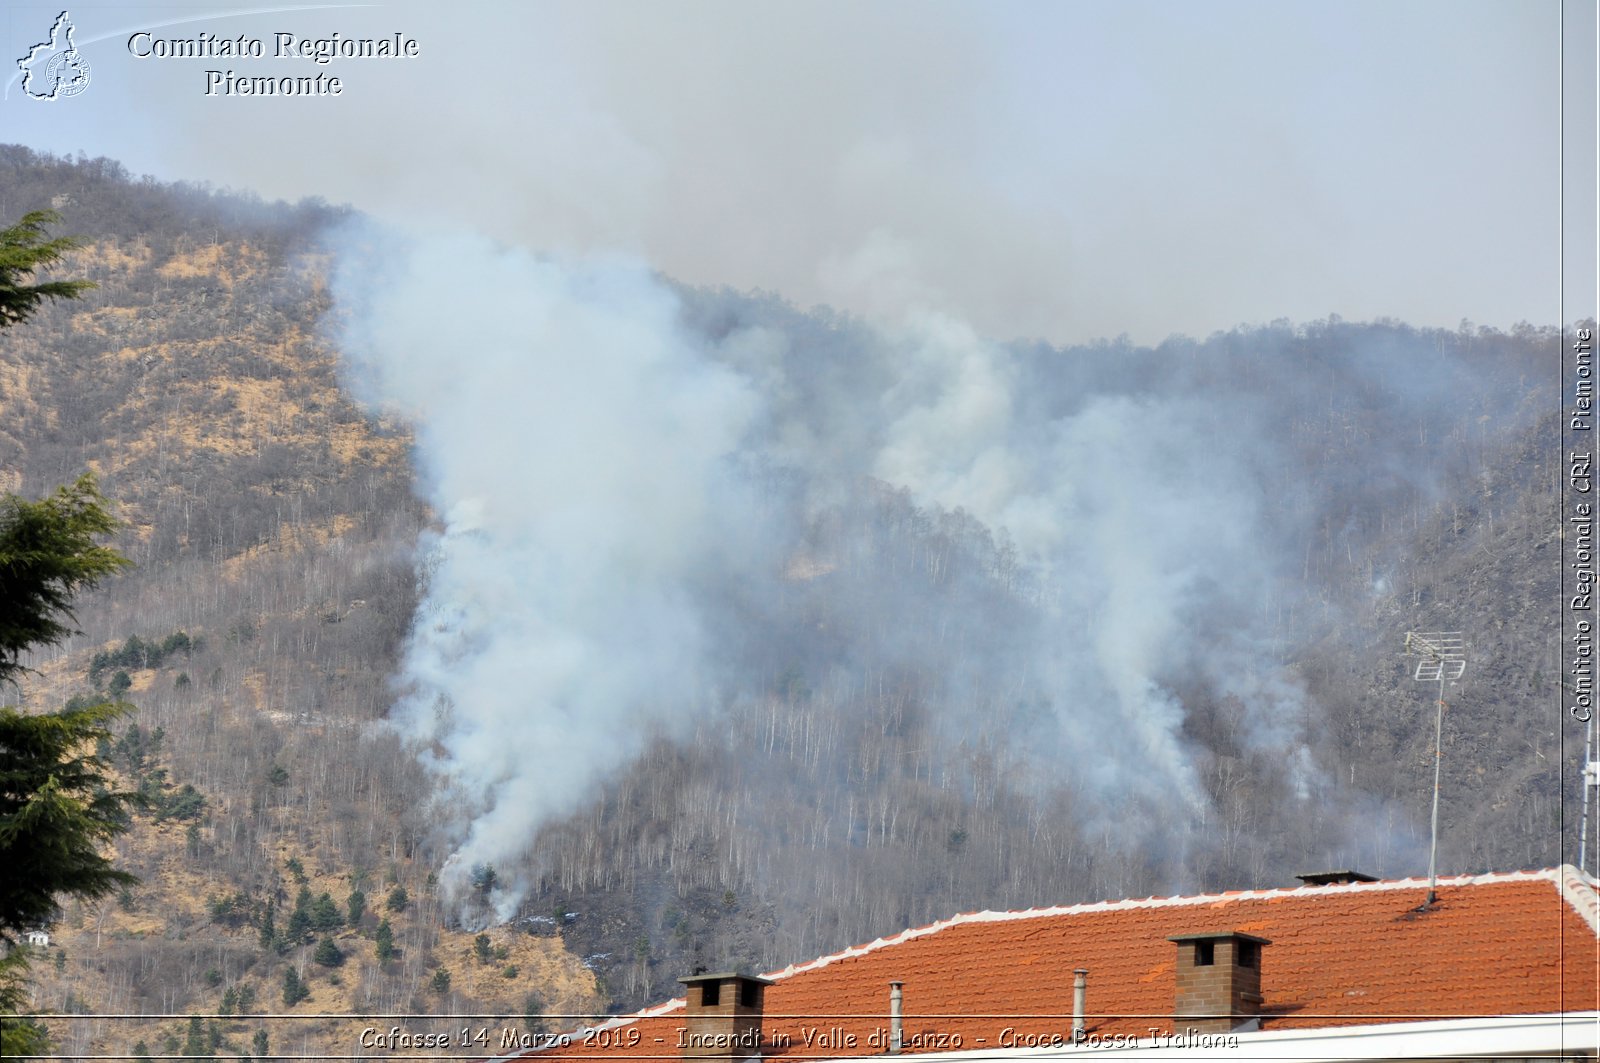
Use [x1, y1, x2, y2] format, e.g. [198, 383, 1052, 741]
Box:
[0, 207, 132, 1058]
[0, 209, 95, 328]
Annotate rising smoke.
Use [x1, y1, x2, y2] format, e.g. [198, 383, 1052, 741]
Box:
[332, 226, 769, 919]
[329, 222, 1515, 923]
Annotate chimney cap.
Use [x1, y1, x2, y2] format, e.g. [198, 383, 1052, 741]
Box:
[1168, 931, 1272, 946]
[679, 972, 773, 987]
[1294, 870, 1378, 885]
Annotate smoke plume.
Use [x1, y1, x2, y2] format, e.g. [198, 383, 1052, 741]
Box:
[329, 221, 1523, 921]
[332, 226, 766, 918]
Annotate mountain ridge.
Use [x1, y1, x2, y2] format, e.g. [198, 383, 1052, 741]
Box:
[0, 146, 1584, 1055]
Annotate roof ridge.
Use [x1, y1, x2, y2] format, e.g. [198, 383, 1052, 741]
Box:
[525, 867, 1592, 1051]
[759, 867, 1573, 982]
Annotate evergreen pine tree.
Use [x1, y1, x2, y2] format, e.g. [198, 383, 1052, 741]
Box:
[258, 901, 276, 950]
[285, 888, 312, 944]
[0, 460, 132, 1060]
[346, 888, 365, 926]
[313, 936, 343, 967]
[181, 1016, 207, 1060]
[281, 967, 309, 1006]
[374, 918, 397, 962]
[309, 892, 341, 932]
[0, 211, 96, 329]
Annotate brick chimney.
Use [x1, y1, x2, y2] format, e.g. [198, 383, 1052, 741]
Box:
[679, 973, 770, 1061]
[1168, 932, 1270, 1034]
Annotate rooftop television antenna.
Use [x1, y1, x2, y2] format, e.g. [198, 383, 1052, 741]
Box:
[1403, 631, 1466, 906]
[1583, 716, 1598, 876]
[1556, 679, 1598, 876]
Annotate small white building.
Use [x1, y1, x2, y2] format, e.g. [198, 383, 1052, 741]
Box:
[24, 931, 50, 948]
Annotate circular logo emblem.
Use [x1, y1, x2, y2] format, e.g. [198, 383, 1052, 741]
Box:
[43, 50, 91, 98]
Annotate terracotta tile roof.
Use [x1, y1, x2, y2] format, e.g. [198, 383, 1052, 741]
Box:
[520, 866, 1598, 1060]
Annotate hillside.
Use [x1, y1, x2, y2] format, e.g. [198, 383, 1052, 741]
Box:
[0, 147, 1586, 1054]
[1, 146, 602, 1057]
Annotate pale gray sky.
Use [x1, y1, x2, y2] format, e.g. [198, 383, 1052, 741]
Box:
[2, 0, 1593, 343]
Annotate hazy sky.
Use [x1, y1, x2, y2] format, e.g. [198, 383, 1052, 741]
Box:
[2, 0, 1593, 344]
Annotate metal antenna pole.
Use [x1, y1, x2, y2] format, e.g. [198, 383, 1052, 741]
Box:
[1556, 679, 1597, 875]
[1581, 716, 1596, 876]
[1404, 632, 1466, 906]
[1426, 671, 1446, 903]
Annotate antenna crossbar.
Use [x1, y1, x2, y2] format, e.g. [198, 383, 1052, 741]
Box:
[1404, 631, 1467, 682]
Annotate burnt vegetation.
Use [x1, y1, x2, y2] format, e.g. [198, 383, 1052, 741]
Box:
[0, 144, 1585, 1045]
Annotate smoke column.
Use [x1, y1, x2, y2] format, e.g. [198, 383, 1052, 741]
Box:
[329, 224, 1453, 919]
[331, 225, 763, 918]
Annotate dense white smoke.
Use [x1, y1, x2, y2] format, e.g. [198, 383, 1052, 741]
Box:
[331, 226, 765, 918]
[330, 224, 1331, 920]
[860, 316, 1268, 809]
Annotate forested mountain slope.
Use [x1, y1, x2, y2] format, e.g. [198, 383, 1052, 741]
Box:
[0, 148, 1583, 1053]
[1, 147, 601, 1057]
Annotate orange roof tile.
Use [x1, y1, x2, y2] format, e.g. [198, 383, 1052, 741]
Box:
[517, 866, 1599, 1060]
